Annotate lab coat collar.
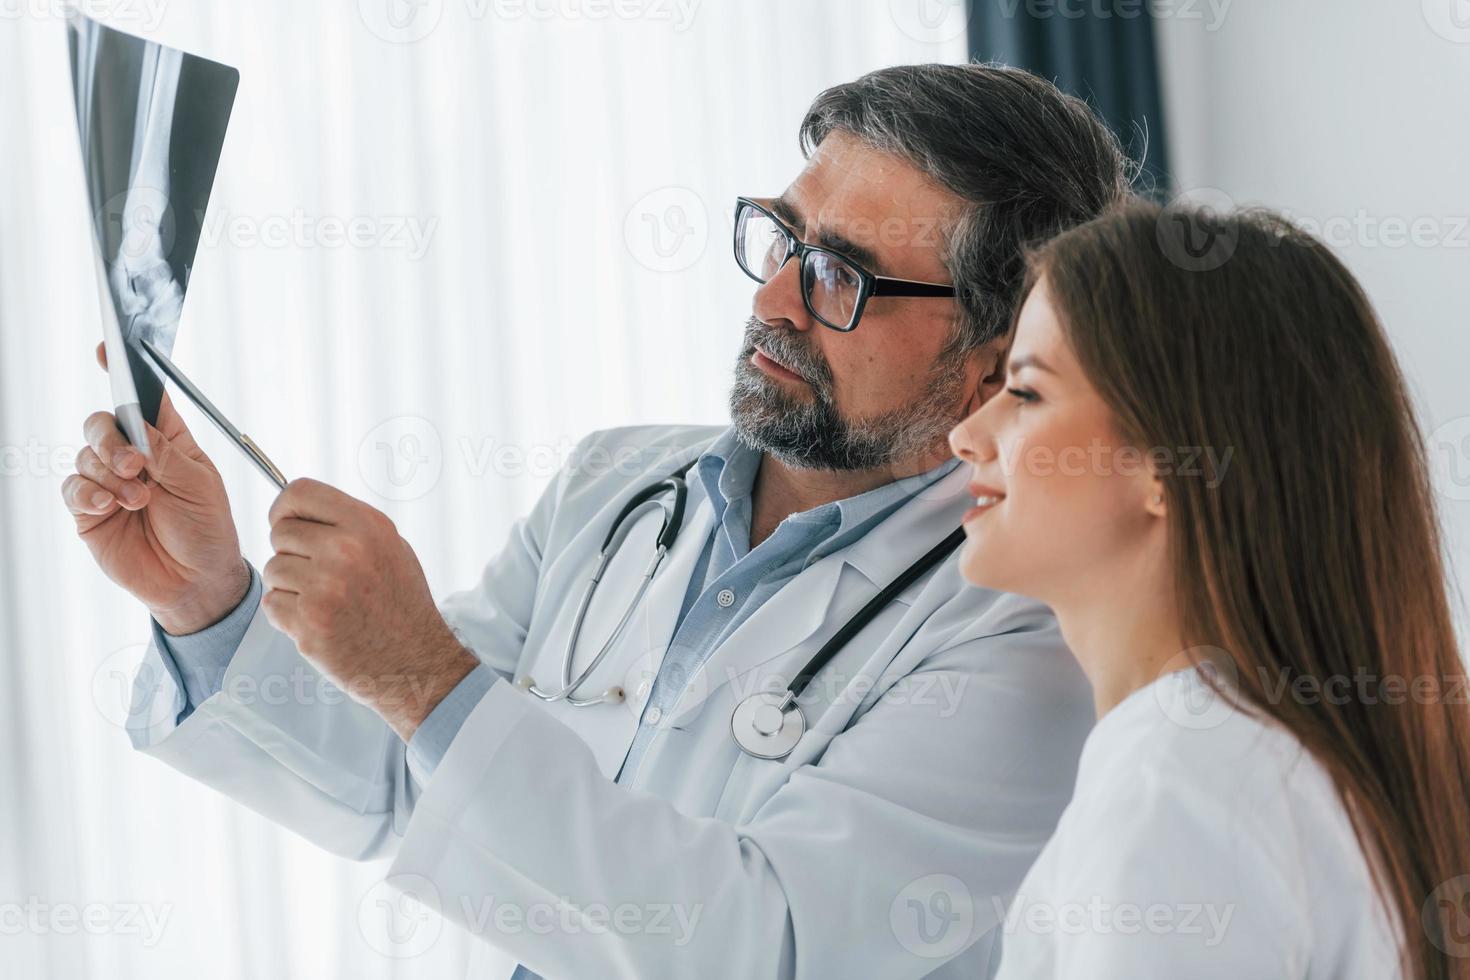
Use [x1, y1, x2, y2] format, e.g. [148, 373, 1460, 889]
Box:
[838, 459, 970, 587]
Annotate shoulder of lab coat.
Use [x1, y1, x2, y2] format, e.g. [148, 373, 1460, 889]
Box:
[121, 423, 723, 862]
[383, 560, 1096, 979]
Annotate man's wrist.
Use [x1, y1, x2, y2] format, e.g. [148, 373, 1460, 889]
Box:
[152, 556, 253, 636]
[379, 631, 481, 743]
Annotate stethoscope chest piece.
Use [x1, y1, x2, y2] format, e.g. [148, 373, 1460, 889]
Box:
[730, 691, 806, 760]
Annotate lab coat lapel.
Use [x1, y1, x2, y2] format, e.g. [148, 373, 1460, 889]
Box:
[664, 462, 972, 726]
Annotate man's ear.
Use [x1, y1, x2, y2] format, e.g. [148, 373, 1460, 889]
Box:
[972, 340, 1009, 409]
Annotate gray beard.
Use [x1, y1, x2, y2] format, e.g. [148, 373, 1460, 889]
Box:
[728, 316, 970, 472]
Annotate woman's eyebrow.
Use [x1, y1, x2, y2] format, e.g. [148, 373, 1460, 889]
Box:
[1008, 353, 1057, 375]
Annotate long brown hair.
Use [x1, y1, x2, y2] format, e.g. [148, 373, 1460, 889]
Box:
[1027, 199, 1470, 978]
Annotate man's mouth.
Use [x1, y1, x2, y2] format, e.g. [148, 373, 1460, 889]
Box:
[751, 345, 809, 384]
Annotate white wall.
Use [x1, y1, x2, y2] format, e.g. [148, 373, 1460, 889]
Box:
[1154, 0, 1470, 618]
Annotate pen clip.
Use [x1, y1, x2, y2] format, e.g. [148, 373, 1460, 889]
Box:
[240, 432, 288, 490]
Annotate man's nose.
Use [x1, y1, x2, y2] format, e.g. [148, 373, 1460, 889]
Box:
[751, 253, 813, 332]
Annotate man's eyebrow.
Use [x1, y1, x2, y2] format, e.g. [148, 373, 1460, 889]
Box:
[1008, 353, 1057, 375]
[771, 195, 885, 275]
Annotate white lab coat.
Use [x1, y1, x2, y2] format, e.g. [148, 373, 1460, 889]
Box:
[991, 671, 1403, 978]
[125, 424, 1095, 979]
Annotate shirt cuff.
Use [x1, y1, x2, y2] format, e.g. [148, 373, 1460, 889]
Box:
[407, 664, 499, 782]
[150, 561, 263, 714]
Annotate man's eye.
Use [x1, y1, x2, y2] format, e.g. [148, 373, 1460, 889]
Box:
[1007, 387, 1039, 404]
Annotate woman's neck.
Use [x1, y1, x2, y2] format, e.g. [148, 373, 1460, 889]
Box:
[1052, 562, 1187, 718]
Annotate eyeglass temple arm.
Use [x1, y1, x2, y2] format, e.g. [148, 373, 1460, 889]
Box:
[869, 278, 956, 297]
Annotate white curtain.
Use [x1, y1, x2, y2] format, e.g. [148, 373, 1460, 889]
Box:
[0, 2, 965, 977]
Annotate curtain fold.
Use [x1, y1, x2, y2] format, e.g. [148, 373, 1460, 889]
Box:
[970, 4, 1172, 194]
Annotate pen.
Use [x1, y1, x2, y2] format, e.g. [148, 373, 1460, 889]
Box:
[137, 337, 288, 491]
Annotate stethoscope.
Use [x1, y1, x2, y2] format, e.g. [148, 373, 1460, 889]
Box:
[514, 460, 965, 761]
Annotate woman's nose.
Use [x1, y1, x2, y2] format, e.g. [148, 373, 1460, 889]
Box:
[949, 404, 997, 464]
[948, 416, 978, 463]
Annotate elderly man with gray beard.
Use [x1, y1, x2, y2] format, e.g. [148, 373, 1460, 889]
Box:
[65, 64, 1130, 978]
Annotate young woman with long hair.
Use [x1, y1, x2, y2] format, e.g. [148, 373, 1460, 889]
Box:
[949, 200, 1470, 978]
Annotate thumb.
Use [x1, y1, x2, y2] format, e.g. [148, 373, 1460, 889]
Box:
[152, 387, 201, 454]
[136, 415, 209, 492]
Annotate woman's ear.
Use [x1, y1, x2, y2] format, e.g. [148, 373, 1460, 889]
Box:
[1145, 475, 1167, 517]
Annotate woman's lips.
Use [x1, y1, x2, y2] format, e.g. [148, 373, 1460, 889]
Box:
[962, 489, 1006, 525]
[752, 347, 807, 384]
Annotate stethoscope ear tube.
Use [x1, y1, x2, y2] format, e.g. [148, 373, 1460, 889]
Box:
[600, 476, 689, 554]
[523, 459, 697, 707]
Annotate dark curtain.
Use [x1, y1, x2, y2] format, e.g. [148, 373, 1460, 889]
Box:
[969, 3, 1172, 196]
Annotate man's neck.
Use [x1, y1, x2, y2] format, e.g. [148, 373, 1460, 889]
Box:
[748, 446, 952, 549]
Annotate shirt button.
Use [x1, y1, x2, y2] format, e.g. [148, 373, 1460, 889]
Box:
[636, 678, 652, 700]
[645, 706, 663, 725]
[716, 588, 736, 608]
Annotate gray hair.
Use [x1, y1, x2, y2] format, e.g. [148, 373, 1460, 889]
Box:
[799, 63, 1135, 350]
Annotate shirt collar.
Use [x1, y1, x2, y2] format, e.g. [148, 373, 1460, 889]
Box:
[694, 426, 961, 543]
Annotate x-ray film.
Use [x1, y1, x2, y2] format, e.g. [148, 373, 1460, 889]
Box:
[67, 11, 238, 454]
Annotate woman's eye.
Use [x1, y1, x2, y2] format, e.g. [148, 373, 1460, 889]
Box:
[1007, 386, 1039, 404]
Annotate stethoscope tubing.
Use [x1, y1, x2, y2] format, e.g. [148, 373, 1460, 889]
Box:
[519, 456, 964, 760]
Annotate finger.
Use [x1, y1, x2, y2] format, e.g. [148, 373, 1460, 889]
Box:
[262, 553, 313, 594]
[150, 386, 198, 451]
[269, 478, 367, 529]
[83, 410, 146, 481]
[74, 446, 150, 510]
[130, 415, 209, 492]
[61, 473, 121, 517]
[261, 587, 300, 634]
[96, 341, 107, 370]
[269, 516, 339, 558]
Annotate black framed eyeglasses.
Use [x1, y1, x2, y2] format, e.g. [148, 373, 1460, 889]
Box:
[732, 196, 956, 332]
